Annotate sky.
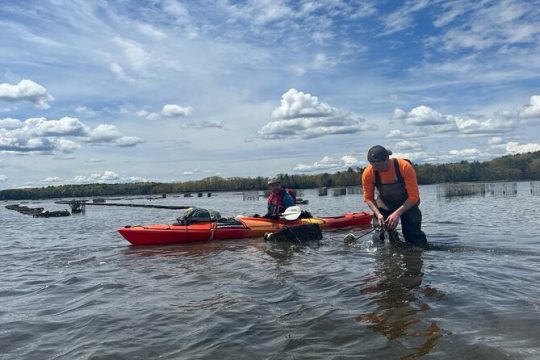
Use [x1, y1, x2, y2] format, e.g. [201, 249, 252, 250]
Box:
[0, 0, 539, 189]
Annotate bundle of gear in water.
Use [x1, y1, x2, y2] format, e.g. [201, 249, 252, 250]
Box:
[264, 223, 322, 243]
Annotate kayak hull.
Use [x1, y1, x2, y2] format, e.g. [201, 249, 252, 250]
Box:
[118, 211, 372, 246]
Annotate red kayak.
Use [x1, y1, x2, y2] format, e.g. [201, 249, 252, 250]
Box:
[118, 212, 372, 246]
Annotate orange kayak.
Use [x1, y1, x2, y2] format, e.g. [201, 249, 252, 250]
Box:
[118, 211, 372, 246]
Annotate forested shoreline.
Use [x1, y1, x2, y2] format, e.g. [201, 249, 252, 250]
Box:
[1, 151, 539, 200]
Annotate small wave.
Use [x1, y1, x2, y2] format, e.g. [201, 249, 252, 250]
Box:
[67, 256, 97, 266]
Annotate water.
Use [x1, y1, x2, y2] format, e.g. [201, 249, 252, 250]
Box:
[1, 183, 539, 359]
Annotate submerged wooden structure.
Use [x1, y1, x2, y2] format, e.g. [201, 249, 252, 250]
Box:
[5, 204, 70, 217]
[55, 200, 190, 210]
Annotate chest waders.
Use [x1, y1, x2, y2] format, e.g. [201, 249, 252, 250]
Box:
[374, 159, 428, 248]
[374, 159, 415, 212]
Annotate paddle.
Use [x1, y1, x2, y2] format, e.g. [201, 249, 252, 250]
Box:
[281, 206, 302, 221]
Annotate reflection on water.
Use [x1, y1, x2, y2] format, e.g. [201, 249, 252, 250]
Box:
[356, 246, 445, 359]
[261, 241, 320, 264]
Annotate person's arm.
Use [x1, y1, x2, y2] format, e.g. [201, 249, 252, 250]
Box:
[282, 192, 295, 208]
[362, 167, 386, 228]
[263, 196, 273, 218]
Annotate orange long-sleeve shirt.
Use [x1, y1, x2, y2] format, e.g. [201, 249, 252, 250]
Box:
[362, 158, 420, 204]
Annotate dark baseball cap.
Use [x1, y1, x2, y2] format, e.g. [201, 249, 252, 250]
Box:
[367, 145, 392, 162]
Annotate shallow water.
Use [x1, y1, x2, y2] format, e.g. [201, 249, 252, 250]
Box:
[1, 183, 539, 359]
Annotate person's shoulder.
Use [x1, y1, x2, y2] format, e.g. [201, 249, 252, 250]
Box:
[397, 158, 414, 167]
[397, 158, 416, 174]
[362, 164, 374, 173]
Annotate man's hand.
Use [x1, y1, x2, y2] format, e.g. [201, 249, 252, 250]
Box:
[375, 212, 386, 229]
[385, 212, 400, 230]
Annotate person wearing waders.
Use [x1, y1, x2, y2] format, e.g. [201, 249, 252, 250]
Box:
[361, 145, 428, 248]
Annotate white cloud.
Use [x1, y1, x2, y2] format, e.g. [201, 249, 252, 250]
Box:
[85, 124, 121, 142]
[182, 120, 225, 129]
[422, 148, 487, 163]
[224, 0, 293, 25]
[30, 117, 87, 137]
[0, 116, 142, 154]
[488, 136, 503, 145]
[455, 117, 513, 135]
[259, 88, 377, 139]
[144, 104, 194, 120]
[161, 104, 193, 117]
[42, 176, 62, 183]
[71, 171, 148, 184]
[182, 168, 220, 176]
[113, 37, 153, 71]
[386, 129, 426, 139]
[0, 118, 23, 129]
[380, 0, 431, 36]
[81, 124, 143, 147]
[109, 62, 135, 83]
[394, 105, 514, 135]
[0, 174, 7, 182]
[111, 136, 144, 147]
[271, 88, 336, 119]
[53, 155, 76, 160]
[75, 106, 97, 116]
[392, 151, 431, 162]
[432, 1, 539, 52]
[392, 106, 451, 125]
[136, 22, 167, 40]
[518, 95, 540, 119]
[505, 142, 540, 154]
[0, 80, 54, 109]
[162, 0, 191, 23]
[293, 155, 363, 172]
[312, 53, 337, 70]
[449, 148, 481, 157]
[54, 138, 81, 153]
[393, 140, 424, 152]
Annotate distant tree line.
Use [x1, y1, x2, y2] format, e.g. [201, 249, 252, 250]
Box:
[1, 151, 539, 200]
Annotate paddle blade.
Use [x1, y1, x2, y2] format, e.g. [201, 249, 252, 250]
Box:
[281, 206, 302, 221]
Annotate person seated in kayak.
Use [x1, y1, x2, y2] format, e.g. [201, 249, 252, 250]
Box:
[362, 145, 428, 248]
[264, 177, 296, 220]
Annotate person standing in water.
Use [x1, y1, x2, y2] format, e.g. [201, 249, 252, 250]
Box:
[362, 145, 428, 248]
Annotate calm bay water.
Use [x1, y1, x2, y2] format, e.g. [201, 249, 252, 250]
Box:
[1, 182, 539, 359]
